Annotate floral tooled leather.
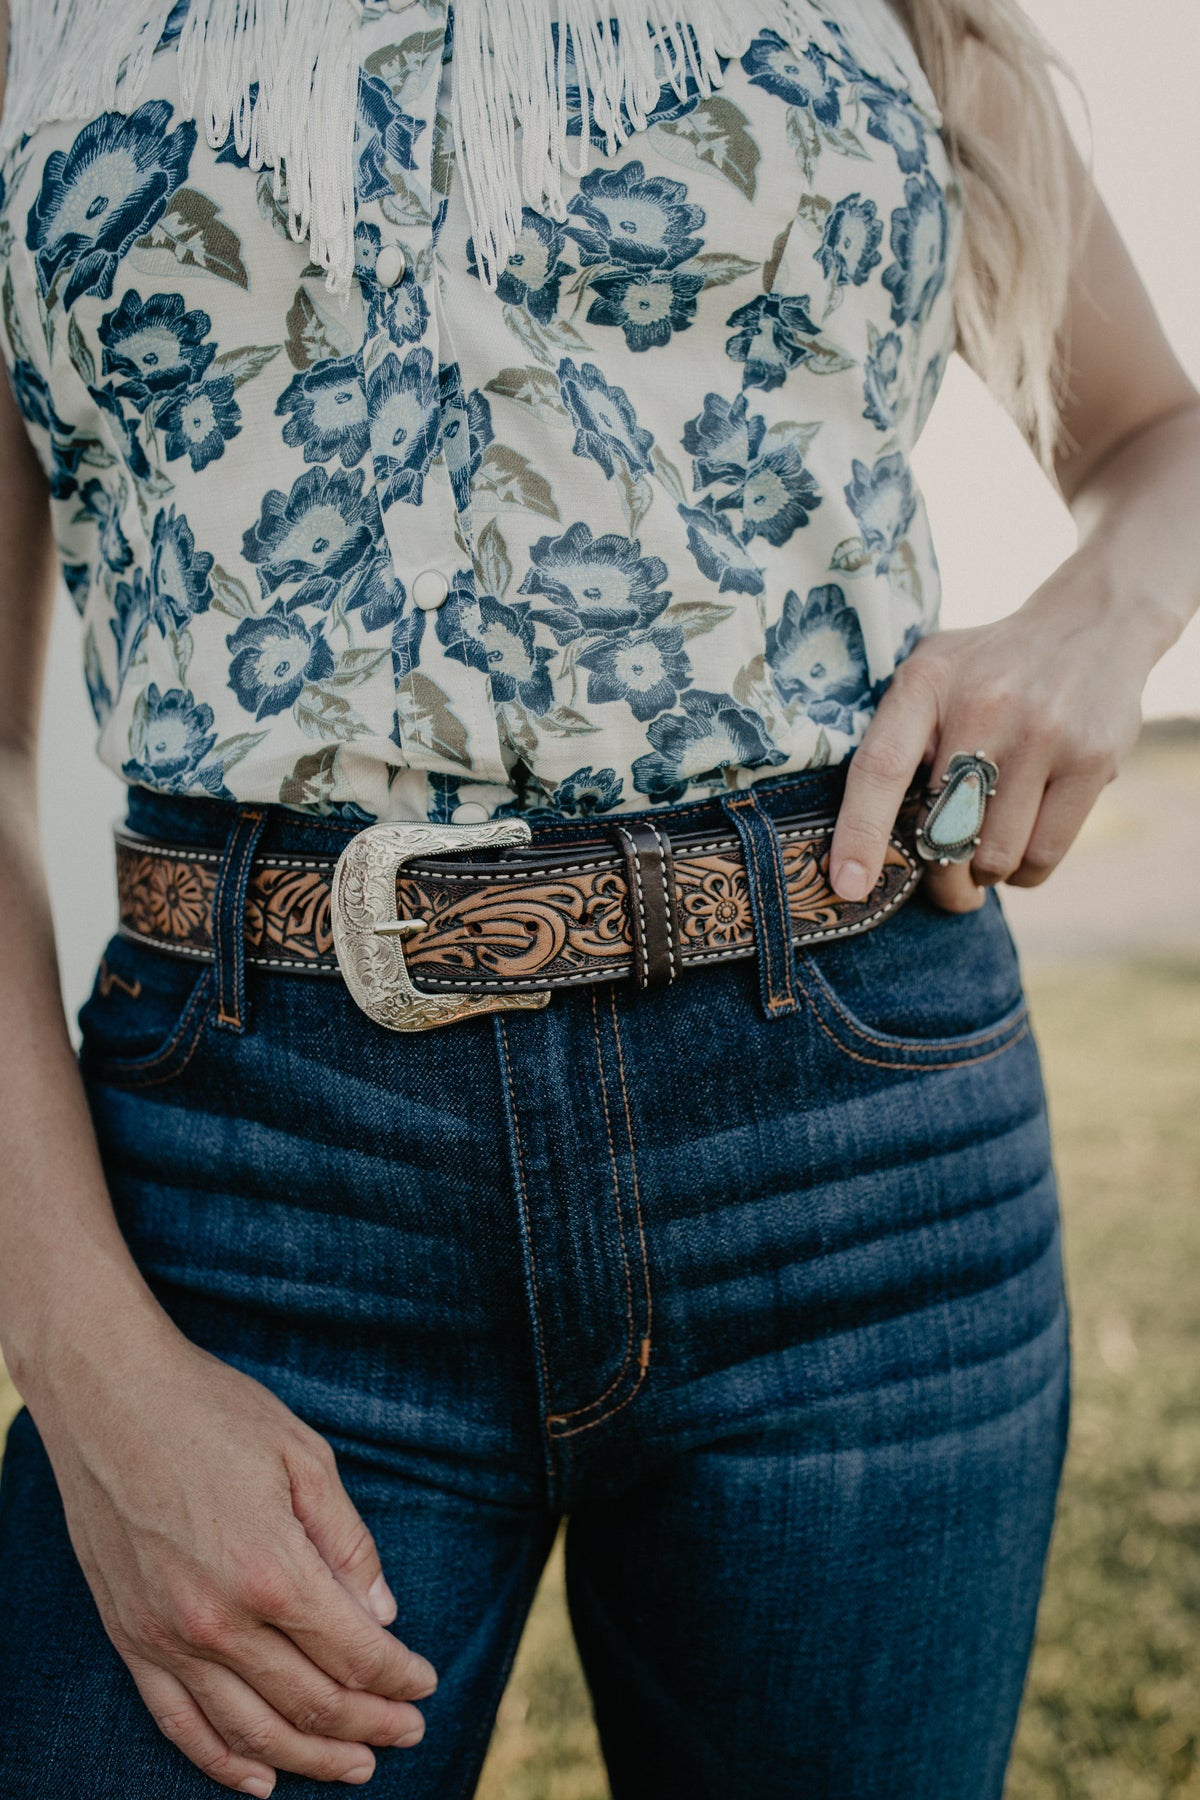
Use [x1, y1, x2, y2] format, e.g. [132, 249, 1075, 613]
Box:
[115, 807, 922, 990]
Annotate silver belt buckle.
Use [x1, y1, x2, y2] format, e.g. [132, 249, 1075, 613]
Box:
[331, 819, 552, 1032]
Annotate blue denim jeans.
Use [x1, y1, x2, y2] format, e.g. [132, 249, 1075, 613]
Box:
[0, 765, 1071, 1798]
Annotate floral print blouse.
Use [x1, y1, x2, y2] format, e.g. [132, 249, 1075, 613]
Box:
[0, 0, 962, 825]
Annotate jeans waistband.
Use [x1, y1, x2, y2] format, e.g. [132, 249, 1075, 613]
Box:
[121, 762, 855, 859]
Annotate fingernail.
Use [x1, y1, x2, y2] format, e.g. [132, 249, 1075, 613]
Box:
[367, 1574, 396, 1623]
[833, 860, 870, 901]
[392, 1722, 426, 1747]
[239, 1782, 274, 1798]
[343, 1767, 374, 1785]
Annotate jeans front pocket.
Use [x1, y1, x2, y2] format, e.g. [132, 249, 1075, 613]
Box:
[77, 932, 215, 1090]
[792, 885, 1031, 1072]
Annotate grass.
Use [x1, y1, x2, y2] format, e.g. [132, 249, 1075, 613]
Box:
[2, 954, 1198, 1797]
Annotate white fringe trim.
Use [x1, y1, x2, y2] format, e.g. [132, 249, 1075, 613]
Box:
[0, 0, 932, 301]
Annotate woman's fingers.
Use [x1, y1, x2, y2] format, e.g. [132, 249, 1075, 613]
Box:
[130, 1657, 278, 1796]
[283, 1432, 400, 1631]
[165, 1655, 382, 1787]
[923, 738, 1046, 911]
[1006, 769, 1108, 886]
[830, 658, 941, 900]
[247, 1531, 437, 1707]
[213, 1616, 428, 1752]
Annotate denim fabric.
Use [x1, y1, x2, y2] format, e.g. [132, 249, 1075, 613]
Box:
[0, 765, 1071, 1799]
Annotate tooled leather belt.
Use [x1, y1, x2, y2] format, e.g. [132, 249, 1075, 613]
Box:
[114, 791, 925, 1012]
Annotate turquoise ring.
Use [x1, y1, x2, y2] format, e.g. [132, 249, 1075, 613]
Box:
[915, 749, 999, 866]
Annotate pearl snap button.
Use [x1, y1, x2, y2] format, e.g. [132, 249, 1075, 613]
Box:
[450, 802, 490, 825]
[387, 0, 409, 11]
[375, 242, 407, 288]
[411, 568, 450, 610]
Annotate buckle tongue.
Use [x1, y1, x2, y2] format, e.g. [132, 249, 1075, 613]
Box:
[331, 819, 552, 1032]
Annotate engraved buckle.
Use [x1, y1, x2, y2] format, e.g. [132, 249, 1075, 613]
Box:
[330, 819, 552, 1032]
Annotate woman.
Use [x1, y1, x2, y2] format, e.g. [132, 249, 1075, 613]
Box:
[0, 0, 1195, 1793]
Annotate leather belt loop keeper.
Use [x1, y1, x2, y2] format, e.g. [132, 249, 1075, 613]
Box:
[211, 806, 267, 1033]
[720, 789, 800, 1020]
[613, 820, 683, 990]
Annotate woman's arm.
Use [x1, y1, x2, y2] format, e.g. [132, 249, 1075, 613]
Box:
[0, 6, 438, 1789]
[828, 41, 1200, 912]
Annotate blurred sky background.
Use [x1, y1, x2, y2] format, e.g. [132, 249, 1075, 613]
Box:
[33, 0, 1200, 1023]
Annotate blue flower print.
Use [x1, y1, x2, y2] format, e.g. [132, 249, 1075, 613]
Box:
[467, 210, 573, 322]
[390, 606, 427, 686]
[844, 452, 917, 571]
[862, 87, 928, 175]
[97, 290, 214, 405]
[355, 72, 424, 203]
[242, 466, 377, 606]
[160, 375, 242, 471]
[110, 568, 150, 686]
[63, 563, 91, 613]
[150, 503, 215, 631]
[585, 268, 704, 353]
[345, 552, 407, 634]
[546, 765, 625, 816]
[558, 357, 654, 479]
[155, 0, 189, 51]
[631, 690, 786, 803]
[677, 497, 766, 596]
[816, 194, 882, 289]
[564, 161, 704, 271]
[914, 347, 947, 435]
[728, 443, 822, 547]
[682, 391, 766, 490]
[276, 359, 369, 468]
[764, 583, 871, 732]
[724, 293, 821, 392]
[518, 520, 670, 641]
[577, 625, 692, 722]
[76, 478, 134, 574]
[437, 592, 554, 713]
[862, 330, 903, 430]
[439, 362, 494, 517]
[743, 32, 841, 127]
[25, 102, 197, 306]
[121, 683, 223, 792]
[882, 171, 949, 327]
[9, 359, 90, 497]
[354, 220, 382, 281]
[86, 378, 151, 481]
[367, 347, 441, 509]
[226, 602, 335, 719]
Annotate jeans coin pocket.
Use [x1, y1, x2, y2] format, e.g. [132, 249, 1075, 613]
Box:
[77, 932, 215, 1089]
[793, 886, 1030, 1071]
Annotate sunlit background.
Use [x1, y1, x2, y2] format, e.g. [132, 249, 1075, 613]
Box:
[8, 3, 1200, 1795]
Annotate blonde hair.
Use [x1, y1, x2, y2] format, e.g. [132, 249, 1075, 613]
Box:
[895, 0, 1095, 471]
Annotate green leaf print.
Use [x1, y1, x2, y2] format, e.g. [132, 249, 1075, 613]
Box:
[484, 366, 571, 426]
[807, 729, 833, 769]
[294, 681, 372, 741]
[660, 600, 736, 640]
[475, 517, 513, 600]
[786, 108, 821, 185]
[830, 535, 872, 572]
[211, 729, 269, 771]
[615, 461, 653, 538]
[364, 29, 444, 93]
[650, 445, 687, 508]
[213, 344, 283, 389]
[209, 563, 258, 619]
[679, 252, 759, 290]
[473, 444, 558, 520]
[285, 286, 355, 370]
[129, 189, 249, 289]
[651, 97, 760, 201]
[67, 312, 96, 386]
[394, 672, 471, 768]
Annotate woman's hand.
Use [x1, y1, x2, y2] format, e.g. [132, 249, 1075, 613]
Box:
[828, 547, 1158, 913]
[29, 1309, 437, 1796]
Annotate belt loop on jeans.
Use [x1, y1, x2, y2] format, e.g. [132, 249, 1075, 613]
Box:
[211, 805, 268, 1034]
[720, 789, 800, 1020]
